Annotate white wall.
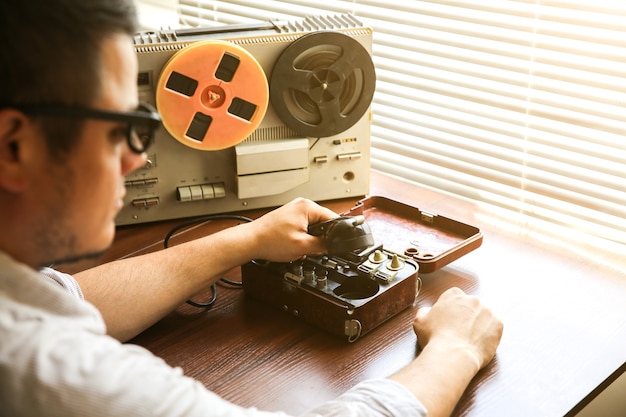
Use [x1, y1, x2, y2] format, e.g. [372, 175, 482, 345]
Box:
[135, 0, 179, 29]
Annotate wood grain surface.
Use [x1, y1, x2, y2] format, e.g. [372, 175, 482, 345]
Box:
[58, 170, 626, 417]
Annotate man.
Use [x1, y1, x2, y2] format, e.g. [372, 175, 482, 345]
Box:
[0, 1, 503, 416]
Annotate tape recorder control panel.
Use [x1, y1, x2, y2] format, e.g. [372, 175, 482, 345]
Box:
[242, 215, 420, 342]
[117, 14, 376, 225]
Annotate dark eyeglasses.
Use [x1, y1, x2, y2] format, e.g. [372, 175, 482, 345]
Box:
[8, 102, 161, 154]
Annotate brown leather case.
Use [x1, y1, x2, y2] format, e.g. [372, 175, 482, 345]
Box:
[345, 196, 483, 273]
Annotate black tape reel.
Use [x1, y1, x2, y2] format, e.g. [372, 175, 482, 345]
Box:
[269, 31, 376, 138]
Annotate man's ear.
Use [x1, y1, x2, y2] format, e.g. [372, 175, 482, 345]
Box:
[0, 109, 37, 193]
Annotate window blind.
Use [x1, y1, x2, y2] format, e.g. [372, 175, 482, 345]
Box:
[176, 0, 626, 251]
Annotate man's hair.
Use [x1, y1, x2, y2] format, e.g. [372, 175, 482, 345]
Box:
[0, 0, 139, 156]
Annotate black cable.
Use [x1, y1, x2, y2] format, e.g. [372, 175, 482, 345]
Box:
[163, 214, 253, 309]
[163, 214, 253, 244]
[219, 277, 243, 287]
[185, 284, 218, 308]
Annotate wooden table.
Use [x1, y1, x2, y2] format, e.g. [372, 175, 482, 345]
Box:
[59, 170, 626, 416]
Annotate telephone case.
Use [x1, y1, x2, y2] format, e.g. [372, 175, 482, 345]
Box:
[344, 196, 483, 274]
[242, 196, 482, 341]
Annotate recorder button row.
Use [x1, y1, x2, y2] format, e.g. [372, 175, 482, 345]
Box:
[337, 152, 362, 161]
[177, 182, 226, 202]
[125, 178, 158, 187]
[132, 197, 160, 208]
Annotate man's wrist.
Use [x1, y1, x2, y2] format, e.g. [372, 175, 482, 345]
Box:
[423, 337, 483, 376]
[389, 338, 483, 417]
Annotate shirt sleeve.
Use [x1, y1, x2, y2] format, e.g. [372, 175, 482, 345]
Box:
[302, 379, 428, 417]
[39, 267, 84, 300]
[11, 328, 427, 417]
[26, 269, 427, 417]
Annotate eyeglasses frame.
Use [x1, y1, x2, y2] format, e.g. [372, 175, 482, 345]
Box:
[2, 102, 161, 154]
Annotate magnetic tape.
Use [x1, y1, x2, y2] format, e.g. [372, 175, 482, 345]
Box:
[117, 14, 376, 225]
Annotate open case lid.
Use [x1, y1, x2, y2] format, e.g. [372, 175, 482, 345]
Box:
[342, 196, 483, 273]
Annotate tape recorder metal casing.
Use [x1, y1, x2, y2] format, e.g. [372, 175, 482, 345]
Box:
[241, 239, 420, 343]
[117, 15, 376, 225]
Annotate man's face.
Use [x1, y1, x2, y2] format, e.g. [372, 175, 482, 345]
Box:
[35, 34, 147, 265]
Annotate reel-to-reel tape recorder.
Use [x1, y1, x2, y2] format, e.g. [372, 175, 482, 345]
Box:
[116, 14, 376, 225]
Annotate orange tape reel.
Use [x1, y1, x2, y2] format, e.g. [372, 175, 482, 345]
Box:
[156, 40, 269, 151]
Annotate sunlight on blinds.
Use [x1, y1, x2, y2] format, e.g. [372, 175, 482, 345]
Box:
[176, 0, 626, 250]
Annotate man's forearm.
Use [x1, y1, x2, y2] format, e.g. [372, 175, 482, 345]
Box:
[389, 341, 481, 417]
[75, 222, 258, 341]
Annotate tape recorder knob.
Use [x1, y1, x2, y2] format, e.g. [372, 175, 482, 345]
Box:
[387, 254, 405, 271]
[290, 263, 303, 276]
[303, 265, 316, 285]
[316, 270, 328, 290]
[370, 250, 386, 263]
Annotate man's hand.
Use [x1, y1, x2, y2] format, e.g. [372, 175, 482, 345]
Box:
[244, 198, 338, 263]
[413, 287, 504, 371]
[390, 287, 503, 417]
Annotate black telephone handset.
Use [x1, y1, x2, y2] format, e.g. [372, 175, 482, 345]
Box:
[308, 215, 374, 255]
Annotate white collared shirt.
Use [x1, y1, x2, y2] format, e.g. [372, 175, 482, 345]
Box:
[0, 252, 426, 417]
